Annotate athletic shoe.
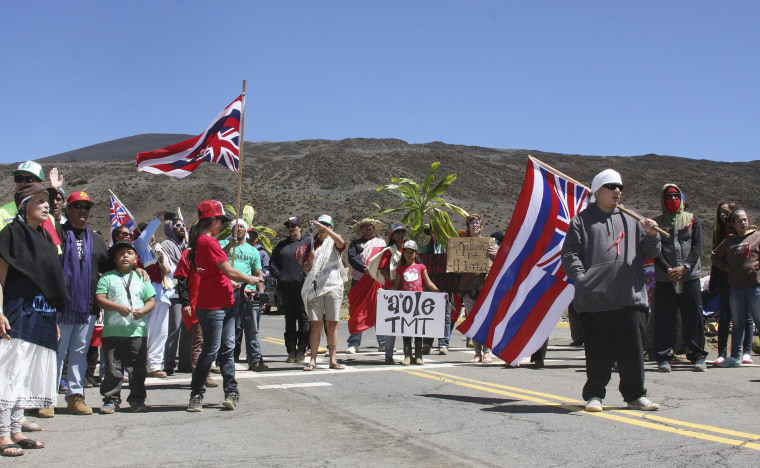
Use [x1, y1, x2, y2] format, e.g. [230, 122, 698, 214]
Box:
[223, 393, 239, 410]
[130, 401, 148, 413]
[146, 370, 167, 378]
[742, 353, 753, 365]
[657, 361, 671, 372]
[187, 395, 203, 412]
[694, 358, 707, 372]
[99, 401, 118, 414]
[249, 362, 269, 372]
[205, 377, 219, 388]
[585, 398, 603, 412]
[719, 357, 742, 368]
[439, 347, 449, 355]
[346, 346, 357, 354]
[294, 351, 306, 363]
[627, 396, 659, 411]
[21, 420, 42, 432]
[713, 356, 726, 366]
[384, 357, 395, 365]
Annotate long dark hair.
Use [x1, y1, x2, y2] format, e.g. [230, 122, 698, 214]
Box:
[188, 218, 214, 270]
[712, 202, 737, 249]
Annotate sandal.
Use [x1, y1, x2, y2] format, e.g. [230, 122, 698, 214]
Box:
[470, 354, 482, 363]
[0, 444, 23, 457]
[303, 363, 317, 371]
[15, 439, 44, 449]
[329, 363, 345, 370]
[483, 352, 493, 364]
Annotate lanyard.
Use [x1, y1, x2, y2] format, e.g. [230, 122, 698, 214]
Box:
[118, 271, 134, 310]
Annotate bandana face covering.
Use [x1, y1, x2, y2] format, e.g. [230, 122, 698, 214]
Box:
[664, 188, 681, 213]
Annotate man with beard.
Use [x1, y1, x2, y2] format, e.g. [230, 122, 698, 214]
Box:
[270, 216, 311, 363]
[162, 218, 188, 375]
[221, 219, 265, 369]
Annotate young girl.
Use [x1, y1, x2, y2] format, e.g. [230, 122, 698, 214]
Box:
[392, 240, 440, 366]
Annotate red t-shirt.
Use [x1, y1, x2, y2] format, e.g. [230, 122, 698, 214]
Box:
[195, 234, 234, 310]
[396, 263, 426, 292]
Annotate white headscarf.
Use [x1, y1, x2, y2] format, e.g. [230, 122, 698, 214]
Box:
[590, 169, 623, 203]
[229, 218, 249, 240]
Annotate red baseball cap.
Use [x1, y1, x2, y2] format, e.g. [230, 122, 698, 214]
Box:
[67, 191, 95, 206]
[198, 200, 232, 220]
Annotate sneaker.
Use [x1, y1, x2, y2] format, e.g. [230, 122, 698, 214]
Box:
[402, 356, 411, 366]
[585, 397, 603, 412]
[58, 380, 68, 394]
[36, 407, 55, 418]
[249, 362, 269, 372]
[346, 346, 357, 354]
[187, 395, 203, 412]
[742, 353, 753, 365]
[223, 393, 239, 410]
[209, 365, 221, 374]
[627, 396, 659, 411]
[414, 357, 424, 365]
[285, 352, 296, 363]
[86, 375, 101, 387]
[146, 370, 167, 378]
[719, 357, 742, 368]
[294, 351, 306, 363]
[439, 347, 449, 355]
[694, 358, 707, 372]
[99, 401, 118, 414]
[466, 338, 474, 348]
[657, 361, 671, 372]
[713, 356, 726, 366]
[130, 401, 148, 413]
[21, 419, 42, 432]
[66, 394, 93, 415]
[378, 346, 385, 352]
[422, 345, 431, 355]
[205, 377, 219, 388]
[83, 377, 94, 388]
[384, 357, 395, 365]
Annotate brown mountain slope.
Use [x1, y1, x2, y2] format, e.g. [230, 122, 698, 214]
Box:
[7, 136, 760, 268]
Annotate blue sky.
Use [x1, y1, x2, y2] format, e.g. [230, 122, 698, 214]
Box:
[2, 1, 758, 164]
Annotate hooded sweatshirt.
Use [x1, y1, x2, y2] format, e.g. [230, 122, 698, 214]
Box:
[562, 202, 661, 313]
[651, 183, 703, 283]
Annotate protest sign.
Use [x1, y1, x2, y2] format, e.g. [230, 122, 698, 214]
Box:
[376, 290, 447, 337]
[419, 253, 461, 292]
[446, 237, 495, 273]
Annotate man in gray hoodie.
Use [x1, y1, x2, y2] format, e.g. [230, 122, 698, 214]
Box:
[161, 218, 187, 375]
[562, 169, 662, 413]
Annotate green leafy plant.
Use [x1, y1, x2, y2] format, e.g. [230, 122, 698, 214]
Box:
[221, 203, 277, 255]
[373, 161, 468, 245]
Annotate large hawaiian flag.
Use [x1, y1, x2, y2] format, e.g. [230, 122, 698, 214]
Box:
[109, 191, 138, 245]
[458, 157, 589, 366]
[136, 95, 244, 178]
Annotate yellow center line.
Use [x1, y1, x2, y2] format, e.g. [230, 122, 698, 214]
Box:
[261, 337, 325, 352]
[401, 368, 760, 450]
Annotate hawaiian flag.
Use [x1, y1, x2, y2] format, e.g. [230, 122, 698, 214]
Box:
[109, 191, 138, 245]
[136, 95, 244, 178]
[458, 157, 589, 366]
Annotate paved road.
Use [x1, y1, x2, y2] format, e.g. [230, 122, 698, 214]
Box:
[14, 315, 760, 467]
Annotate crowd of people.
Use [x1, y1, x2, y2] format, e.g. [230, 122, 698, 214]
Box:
[0, 161, 758, 457]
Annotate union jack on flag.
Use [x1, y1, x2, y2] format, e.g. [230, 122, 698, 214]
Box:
[136, 95, 244, 178]
[109, 191, 138, 245]
[458, 157, 589, 366]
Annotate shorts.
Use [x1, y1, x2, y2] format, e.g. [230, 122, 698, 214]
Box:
[307, 288, 343, 322]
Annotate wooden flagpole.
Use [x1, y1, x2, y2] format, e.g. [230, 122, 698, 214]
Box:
[230, 80, 247, 267]
[527, 155, 669, 238]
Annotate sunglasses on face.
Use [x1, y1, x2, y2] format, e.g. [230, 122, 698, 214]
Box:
[394, 230, 407, 235]
[70, 203, 91, 211]
[14, 175, 40, 183]
[602, 183, 623, 192]
[173, 223, 185, 229]
[664, 193, 681, 200]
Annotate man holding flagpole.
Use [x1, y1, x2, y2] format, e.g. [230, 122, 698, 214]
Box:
[561, 169, 661, 413]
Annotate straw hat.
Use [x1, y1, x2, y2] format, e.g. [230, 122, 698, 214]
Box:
[354, 218, 382, 232]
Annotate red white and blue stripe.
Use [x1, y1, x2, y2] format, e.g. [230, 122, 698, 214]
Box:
[109, 191, 139, 245]
[458, 157, 589, 366]
[136, 95, 244, 178]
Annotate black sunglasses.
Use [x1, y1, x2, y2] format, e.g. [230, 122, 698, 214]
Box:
[14, 175, 40, 183]
[602, 183, 623, 191]
[70, 203, 91, 211]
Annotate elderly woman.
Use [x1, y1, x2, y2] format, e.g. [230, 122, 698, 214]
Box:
[711, 209, 760, 368]
[0, 183, 67, 456]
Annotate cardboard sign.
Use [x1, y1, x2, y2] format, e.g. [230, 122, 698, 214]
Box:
[376, 290, 447, 337]
[419, 253, 461, 293]
[446, 237, 495, 273]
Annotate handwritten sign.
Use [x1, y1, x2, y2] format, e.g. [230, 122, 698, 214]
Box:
[446, 237, 495, 273]
[376, 290, 447, 337]
[419, 253, 461, 293]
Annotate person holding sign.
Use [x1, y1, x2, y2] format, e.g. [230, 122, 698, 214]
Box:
[391, 240, 441, 365]
[459, 213, 493, 363]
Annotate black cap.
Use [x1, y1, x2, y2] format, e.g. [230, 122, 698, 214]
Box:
[284, 216, 301, 226]
[108, 241, 135, 260]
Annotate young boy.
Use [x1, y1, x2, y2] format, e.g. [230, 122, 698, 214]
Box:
[95, 241, 156, 413]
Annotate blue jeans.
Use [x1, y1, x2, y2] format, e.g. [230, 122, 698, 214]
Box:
[191, 308, 238, 397]
[423, 297, 453, 349]
[57, 315, 96, 398]
[233, 290, 264, 364]
[348, 331, 386, 349]
[728, 286, 760, 359]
